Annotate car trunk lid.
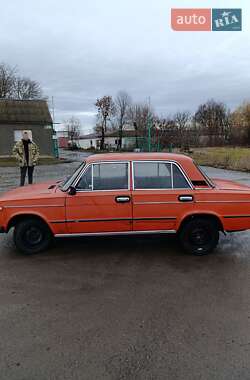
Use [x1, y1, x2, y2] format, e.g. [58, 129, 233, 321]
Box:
[212, 178, 250, 190]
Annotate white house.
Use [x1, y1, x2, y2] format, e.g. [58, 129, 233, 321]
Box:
[78, 130, 138, 150]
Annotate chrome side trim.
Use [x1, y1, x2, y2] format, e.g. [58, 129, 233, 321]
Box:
[51, 216, 176, 224]
[66, 218, 132, 223]
[196, 201, 250, 204]
[50, 220, 66, 224]
[134, 201, 179, 205]
[223, 215, 250, 219]
[55, 230, 177, 238]
[133, 217, 176, 221]
[5, 204, 64, 209]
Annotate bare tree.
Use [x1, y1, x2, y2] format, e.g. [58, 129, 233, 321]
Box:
[0, 63, 16, 98]
[14, 77, 43, 100]
[231, 102, 250, 145]
[153, 116, 177, 149]
[0, 62, 43, 100]
[115, 91, 132, 150]
[95, 95, 115, 150]
[128, 103, 151, 131]
[65, 117, 81, 149]
[194, 99, 229, 146]
[173, 111, 191, 149]
[127, 103, 151, 148]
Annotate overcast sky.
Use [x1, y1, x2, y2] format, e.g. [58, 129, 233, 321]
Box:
[1, 0, 249, 132]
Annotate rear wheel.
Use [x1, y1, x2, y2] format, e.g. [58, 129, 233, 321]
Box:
[14, 218, 52, 254]
[179, 218, 219, 255]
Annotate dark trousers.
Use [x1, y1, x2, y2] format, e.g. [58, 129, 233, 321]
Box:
[20, 166, 34, 186]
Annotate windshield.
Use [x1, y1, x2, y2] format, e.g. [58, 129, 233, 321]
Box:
[59, 162, 86, 191]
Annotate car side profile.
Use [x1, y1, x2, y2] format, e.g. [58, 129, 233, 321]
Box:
[0, 152, 250, 255]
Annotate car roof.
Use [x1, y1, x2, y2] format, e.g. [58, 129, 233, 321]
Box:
[85, 152, 193, 164]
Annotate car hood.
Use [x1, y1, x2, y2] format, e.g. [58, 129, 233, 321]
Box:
[212, 178, 250, 191]
[0, 180, 62, 201]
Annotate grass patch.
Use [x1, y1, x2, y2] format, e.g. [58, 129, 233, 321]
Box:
[190, 147, 250, 172]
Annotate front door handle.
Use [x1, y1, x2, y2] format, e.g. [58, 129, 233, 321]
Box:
[115, 196, 131, 203]
[178, 195, 194, 202]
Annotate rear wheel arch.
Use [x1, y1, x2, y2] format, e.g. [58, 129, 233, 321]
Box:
[178, 213, 224, 234]
[7, 213, 53, 234]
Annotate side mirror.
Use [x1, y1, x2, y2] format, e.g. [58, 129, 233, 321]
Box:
[68, 186, 76, 196]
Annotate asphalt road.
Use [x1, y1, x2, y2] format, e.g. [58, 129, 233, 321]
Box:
[0, 156, 250, 379]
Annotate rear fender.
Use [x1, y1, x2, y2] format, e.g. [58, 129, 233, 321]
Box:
[177, 211, 224, 232]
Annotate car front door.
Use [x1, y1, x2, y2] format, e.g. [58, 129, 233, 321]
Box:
[66, 161, 132, 234]
[132, 161, 195, 232]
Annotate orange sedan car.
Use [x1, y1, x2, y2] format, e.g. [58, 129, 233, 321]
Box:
[0, 152, 250, 255]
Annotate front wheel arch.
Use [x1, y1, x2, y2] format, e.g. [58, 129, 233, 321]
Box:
[7, 213, 53, 234]
[13, 217, 53, 254]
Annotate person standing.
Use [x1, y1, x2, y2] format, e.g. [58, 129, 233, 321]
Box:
[13, 131, 40, 186]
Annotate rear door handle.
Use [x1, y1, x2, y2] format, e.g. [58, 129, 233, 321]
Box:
[178, 195, 194, 202]
[115, 196, 131, 203]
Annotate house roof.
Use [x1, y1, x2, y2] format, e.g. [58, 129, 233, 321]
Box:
[0, 99, 53, 124]
[79, 133, 100, 140]
[79, 130, 140, 139]
[105, 130, 139, 138]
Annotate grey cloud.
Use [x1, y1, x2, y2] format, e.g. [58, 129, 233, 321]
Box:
[1, 0, 249, 131]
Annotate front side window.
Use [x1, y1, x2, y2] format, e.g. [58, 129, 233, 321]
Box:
[93, 163, 129, 190]
[60, 162, 86, 191]
[133, 162, 172, 189]
[76, 165, 92, 190]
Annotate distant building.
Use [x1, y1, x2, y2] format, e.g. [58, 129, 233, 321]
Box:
[78, 133, 100, 150]
[78, 130, 138, 150]
[0, 99, 55, 156]
[56, 130, 70, 148]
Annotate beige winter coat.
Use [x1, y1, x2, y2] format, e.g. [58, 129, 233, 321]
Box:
[13, 140, 40, 167]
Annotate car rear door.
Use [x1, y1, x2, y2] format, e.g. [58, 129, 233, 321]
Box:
[65, 161, 132, 234]
[132, 161, 195, 232]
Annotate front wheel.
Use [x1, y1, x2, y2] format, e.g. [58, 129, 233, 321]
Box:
[179, 218, 219, 255]
[14, 219, 52, 254]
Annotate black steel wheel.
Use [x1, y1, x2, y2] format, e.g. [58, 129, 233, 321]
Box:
[179, 218, 219, 255]
[14, 218, 52, 254]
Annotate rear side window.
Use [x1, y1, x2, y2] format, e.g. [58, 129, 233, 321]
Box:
[133, 162, 172, 189]
[133, 161, 191, 190]
[93, 163, 129, 190]
[172, 164, 190, 189]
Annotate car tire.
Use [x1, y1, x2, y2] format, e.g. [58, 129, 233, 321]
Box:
[14, 218, 52, 254]
[179, 217, 219, 255]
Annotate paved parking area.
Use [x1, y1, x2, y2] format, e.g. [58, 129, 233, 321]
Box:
[1, 231, 250, 380]
[0, 155, 250, 379]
